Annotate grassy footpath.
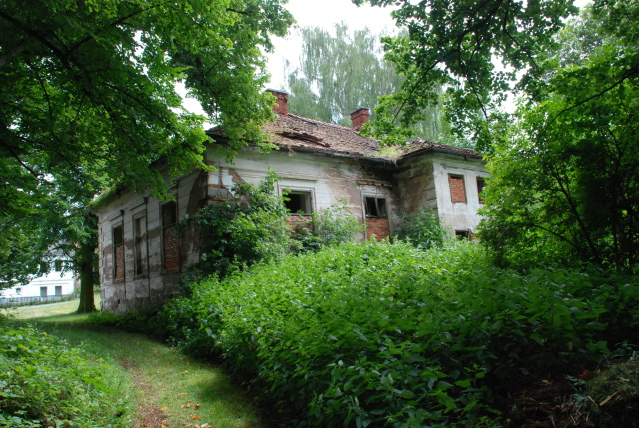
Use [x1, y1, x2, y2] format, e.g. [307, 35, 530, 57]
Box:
[6, 299, 265, 428]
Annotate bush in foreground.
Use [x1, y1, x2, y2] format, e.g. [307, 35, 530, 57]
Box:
[187, 241, 639, 427]
[0, 319, 132, 427]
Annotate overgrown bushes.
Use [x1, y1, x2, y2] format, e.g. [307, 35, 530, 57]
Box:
[171, 241, 639, 426]
[0, 318, 132, 427]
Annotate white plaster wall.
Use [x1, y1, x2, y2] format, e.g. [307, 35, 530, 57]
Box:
[432, 154, 488, 234]
[1, 268, 75, 298]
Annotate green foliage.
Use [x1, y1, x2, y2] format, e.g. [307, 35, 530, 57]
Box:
[173, 241, 639, 426]
[291, 200, 363, 252]
[392, 207, 446, 249]
[182, 172, 292, 280]
[479, 5, 639, 271]
[355, 0, 577, 147]
[0, 0, 293, 291]
[0, 322, 131, 426]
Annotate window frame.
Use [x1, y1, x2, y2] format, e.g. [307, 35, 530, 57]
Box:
[112, 223, 125, 281]
[364, 196, 388, 218]
[448, 174, 467, 203]
[476, 176, 486, 204]
[282, 189, 314, 215]
[133, 214, 147, 277]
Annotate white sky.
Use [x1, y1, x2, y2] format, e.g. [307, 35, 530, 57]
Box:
[265, 0, 397, 89]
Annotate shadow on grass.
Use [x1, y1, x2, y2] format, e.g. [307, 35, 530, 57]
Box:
[11, 305, 269, 428]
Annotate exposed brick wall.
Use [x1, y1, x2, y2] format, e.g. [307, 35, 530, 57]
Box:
[366, 217, 390, 240]
[163, 226, 179, 271]
[448, 174, 467, 203]
[287, 215, 312, 231]
[114, 244, 124, 280]
[267, 90, 289, 117]
[350, 108, 370, 131]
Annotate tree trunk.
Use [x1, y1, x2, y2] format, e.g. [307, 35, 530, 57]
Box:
[77, 216, 98, 313]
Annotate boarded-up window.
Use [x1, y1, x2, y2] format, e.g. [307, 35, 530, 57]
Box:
[476, 177, 485, 204]
[449, 174, 467, 203]
[134, 216, 147, 276]
[113, 224, 124, 281]
[162, 202, 179, 271]
[365, 197, 387, 217]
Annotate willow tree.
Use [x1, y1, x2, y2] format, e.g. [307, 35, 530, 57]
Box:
[0, 0, 293, 311]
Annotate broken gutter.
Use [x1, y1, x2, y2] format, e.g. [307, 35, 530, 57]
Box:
[397, 147, 483, 163]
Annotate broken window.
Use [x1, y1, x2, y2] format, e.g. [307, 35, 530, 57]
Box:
[113, 224, 124, 281]
[449, 174, 467, 203]
[476, 177, 485, 204]
[365, 197, 387, 218]
[134, 215, 147, 276]
[455, 229, 471, 240]
[162, 202, 179, 271]
[284, 191, 313, 215]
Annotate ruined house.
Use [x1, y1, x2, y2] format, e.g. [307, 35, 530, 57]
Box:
[93, 90, 487, 313]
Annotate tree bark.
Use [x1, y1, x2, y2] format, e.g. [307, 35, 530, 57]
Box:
[77, 216, 98, 313]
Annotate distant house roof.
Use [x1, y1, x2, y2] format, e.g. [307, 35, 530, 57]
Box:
[209, 113, 482, 162]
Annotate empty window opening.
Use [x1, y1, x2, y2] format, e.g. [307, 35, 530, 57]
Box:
[113, 224, 124, 281]
[455, 230, 470, 240]
[162, 202, 177, 228]
[284, 191, 312, 215]
[365, 197, 387, 218]
[134, 216, 147, 276]
[476, 177, 486, 204]
[449, 174, 467, 203]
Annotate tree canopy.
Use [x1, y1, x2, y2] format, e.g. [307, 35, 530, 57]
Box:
[357, 0, 638, 269]
[355, 0, 578, 145]
[0, 0, 293, 289]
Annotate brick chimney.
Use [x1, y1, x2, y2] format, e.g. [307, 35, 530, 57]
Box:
[266, 89, 289, 117]
[350, 107, 370, 131]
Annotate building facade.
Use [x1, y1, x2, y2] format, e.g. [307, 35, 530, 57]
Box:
[93, 91, 487, 314]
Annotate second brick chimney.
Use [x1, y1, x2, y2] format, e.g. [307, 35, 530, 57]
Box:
[350, 107, 370, 131]
[266, 89, 289, 117]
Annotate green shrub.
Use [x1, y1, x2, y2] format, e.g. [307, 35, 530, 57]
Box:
[392, 207, 446, 249]
[180, 171, 292, 280]
[188, 241, 639, 427]
[292, 200, 363, 252]
[0, 323, 131, 427]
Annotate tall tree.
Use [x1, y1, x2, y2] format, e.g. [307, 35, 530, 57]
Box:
[354, 0, 577, 146]
[285, 23, 447, 142]
[356, 0, 639, 269]
[0, 0, 293, 309]
[479, 4, 639, 270]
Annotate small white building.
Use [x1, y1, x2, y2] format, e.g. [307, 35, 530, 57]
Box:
[0, 258, 77, 306]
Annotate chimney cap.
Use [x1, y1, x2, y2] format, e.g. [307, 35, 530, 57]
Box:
[265, 88, 289, 95]
[349, 106, 370, 115]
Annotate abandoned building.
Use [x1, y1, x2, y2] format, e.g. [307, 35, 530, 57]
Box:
[93, 90, 487, 313]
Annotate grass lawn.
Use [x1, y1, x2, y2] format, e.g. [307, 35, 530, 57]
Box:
[6, 299, 265, 428]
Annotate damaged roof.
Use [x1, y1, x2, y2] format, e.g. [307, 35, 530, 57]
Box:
[209, 113, 482, 161]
